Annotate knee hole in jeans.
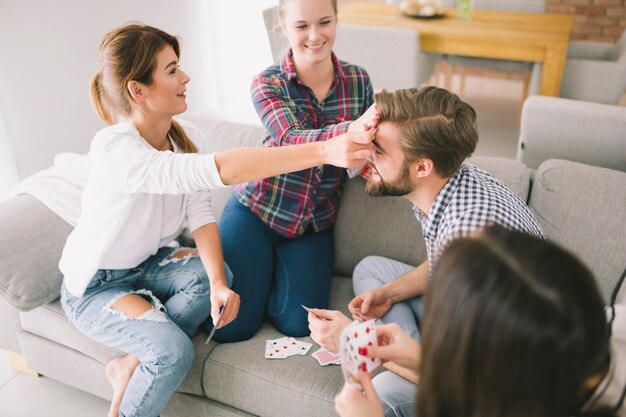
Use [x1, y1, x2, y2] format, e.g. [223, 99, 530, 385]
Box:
[104, 290, 169, 323]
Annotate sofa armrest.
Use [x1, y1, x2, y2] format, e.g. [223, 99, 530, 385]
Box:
[567, 40, 614, 60]
[560, 59, 626, 104]
[0, 194, 72, 311]
[517, 96, 626, 171]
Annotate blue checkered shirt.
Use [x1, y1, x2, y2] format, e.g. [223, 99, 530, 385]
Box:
[414, 163, 545, 275]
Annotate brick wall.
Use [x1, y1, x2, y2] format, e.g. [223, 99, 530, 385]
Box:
[339, 0, 626, 42]
[548, 0, 626, 41]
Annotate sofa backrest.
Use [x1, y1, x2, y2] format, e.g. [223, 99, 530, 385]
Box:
[528, 159, 626, 303]
[181, 115, 266, 216]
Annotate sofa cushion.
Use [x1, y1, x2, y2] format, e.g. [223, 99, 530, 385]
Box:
[529, 159, 626, 302]
[20, 300, 122, 364]
[19, 299, 220, 397]
[0, 195, 72, 311]
[202, 275, 353, 417]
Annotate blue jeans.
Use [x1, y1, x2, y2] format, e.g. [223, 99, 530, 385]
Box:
[60, 246, 233, 417]
[353, 255, 422, 417]
[211, 196, 334, 342]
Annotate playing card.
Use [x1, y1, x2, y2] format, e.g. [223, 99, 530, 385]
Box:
[351, 307, 376, 322]
[301, 305, 327, 321]
[264, 337, 313, 359]
[205, 298, 228, 345]
[339, 320, 381, 388]
[312, 347, 341, 366]
[265, 340, 287, 359]
[292, 338, 313, 356]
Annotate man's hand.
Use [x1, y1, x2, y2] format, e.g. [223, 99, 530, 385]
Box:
[348, 288, 393, 321]
[307, 309, 352, 353]
[334, 372, 384, 417]
[210, 284, 240, 329]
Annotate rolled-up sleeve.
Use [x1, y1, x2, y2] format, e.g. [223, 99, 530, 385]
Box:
[250, 74, 349, 146]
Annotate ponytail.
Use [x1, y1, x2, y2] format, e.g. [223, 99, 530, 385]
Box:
[90, 72, 115, 125]
[169, 120, 197, 153]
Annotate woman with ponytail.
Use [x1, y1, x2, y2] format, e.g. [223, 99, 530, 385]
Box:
[59, 23, 373, 417]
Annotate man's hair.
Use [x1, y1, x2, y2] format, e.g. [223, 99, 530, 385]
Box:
[375, 87, 478, 178]
[417, 225, 610, 417]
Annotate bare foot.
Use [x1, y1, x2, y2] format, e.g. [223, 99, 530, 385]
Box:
[105, 354, 140, 417]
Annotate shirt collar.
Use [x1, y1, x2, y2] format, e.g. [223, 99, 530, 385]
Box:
[281, 49, 348, 83]
[415, 165, 467, 239]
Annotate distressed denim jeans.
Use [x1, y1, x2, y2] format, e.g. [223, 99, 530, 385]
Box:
[60, 246, 233, 417]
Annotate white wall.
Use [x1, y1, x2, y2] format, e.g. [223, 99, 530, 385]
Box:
[0, 105, 19, 197]
[0, 0, 277, 188]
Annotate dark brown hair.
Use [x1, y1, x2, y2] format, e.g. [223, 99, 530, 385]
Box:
[374, 87, 478, 178]
[417, 226, 610, 417]
[90, 23, 197, 153]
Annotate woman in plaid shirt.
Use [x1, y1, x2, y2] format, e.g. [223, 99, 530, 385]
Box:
[209, 0, 377, 342]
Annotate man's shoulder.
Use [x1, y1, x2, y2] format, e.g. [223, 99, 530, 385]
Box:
[438, 164, 541, 237]
[456, 163, 525, 207]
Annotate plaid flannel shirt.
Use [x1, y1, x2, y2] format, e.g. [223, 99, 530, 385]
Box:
[414, 163, 546, 275]
[236, 51, 373, 238]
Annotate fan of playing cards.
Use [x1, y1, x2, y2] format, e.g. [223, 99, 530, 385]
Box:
[265, 336, 313, 359]
[339, 319, 381, 389]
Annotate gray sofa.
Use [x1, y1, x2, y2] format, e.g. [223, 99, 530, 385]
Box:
[1, 97, 625, 417]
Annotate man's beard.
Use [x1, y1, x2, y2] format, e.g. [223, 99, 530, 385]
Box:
[365, 162, 413, 197]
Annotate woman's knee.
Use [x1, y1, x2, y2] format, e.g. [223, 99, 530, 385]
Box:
[210, 310, 264, 343]
[152, 328, 195, 371]
[270, 311, 309, 338]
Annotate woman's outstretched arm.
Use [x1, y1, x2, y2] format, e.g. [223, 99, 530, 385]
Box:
[215, 128, 375, 185]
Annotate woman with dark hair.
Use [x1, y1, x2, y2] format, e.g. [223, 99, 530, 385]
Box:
[335, 226, 625, 417]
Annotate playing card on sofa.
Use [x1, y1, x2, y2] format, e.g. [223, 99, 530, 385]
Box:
[339, 319, 381, 389]
[265, 337, 313, 359]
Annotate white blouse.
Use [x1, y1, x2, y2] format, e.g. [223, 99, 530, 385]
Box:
[59, 119, 225, 297]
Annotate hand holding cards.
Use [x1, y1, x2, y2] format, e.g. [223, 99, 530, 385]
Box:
[339, 319, 381, 389]
[205, 298, 228, 345]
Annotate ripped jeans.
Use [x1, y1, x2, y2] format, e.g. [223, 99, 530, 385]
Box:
[60, 246, 233, 417]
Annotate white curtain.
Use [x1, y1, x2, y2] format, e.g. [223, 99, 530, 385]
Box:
[0, 107, 19, 200]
